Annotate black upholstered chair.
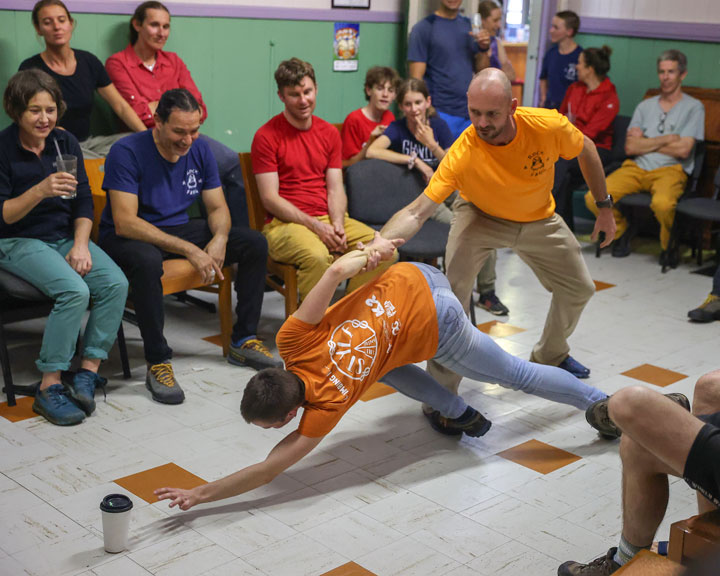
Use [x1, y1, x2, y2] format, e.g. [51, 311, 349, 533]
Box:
[664, 164, 720, 272]
[0, 268, 130, 407]
[345, 159, 450, 263]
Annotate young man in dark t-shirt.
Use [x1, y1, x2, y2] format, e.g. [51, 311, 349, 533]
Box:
[539, 10, 582, 109]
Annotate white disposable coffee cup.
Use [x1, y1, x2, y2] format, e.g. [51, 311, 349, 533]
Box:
[100, 494, 133, 553]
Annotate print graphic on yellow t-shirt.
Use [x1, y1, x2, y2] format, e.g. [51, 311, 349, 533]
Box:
[328, 320, 377, 381]
[524, 151, 551, 178]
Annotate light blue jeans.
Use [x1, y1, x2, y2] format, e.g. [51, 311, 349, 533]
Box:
[0, 237, 128, 373]
[382, 263, 606, 418]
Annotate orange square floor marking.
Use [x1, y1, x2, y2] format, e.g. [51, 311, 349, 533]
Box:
[621, 364, 687, 388]
[476, 320, 526, 338]
[320, 562, 377, 576]
[202, 334, 223, 347]
[497, 439, 581, 474]
[360, 381, 396, 402]
[114, 462, 206, 504]
[593, 280, 616, 291]
[0, 396, 38, 423]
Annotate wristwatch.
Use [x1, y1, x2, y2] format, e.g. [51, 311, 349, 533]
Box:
[595, 194, 614, 209]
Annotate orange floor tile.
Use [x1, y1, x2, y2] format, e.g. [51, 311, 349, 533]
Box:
[202, 334, 223, 347]
[321, 562, 377, 576]
[0, 396, 38, 423]
[593, 280, 616, 291]
[114, 463, 207, 504]
[360, 381, 396, 402]
[476, 320, 526, 338]
[621, 364, 688, 387]
[615, 549, 683, 575]
[497, 439, 581, 474]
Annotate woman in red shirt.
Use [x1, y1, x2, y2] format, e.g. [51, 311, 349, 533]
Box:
[552, 45, 619, 230]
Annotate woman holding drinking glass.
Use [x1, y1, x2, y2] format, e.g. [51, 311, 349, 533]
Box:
[0, 69, 128, 426]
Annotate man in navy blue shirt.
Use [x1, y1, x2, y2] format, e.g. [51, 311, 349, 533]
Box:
[539, 11, 582, 109]
[407, 0, 508, 317]
[100, 89, 280, 405]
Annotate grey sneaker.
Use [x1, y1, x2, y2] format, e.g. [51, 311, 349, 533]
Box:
[228, 338, 283, 370]
[586, 392, 691, 440]
[558, 547, 620, 575]
[146, 363, 185, 405]
[688, 294, 720, 323]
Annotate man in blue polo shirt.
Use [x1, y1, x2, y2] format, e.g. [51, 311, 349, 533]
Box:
[99, 89, 280, 405]
[407, 0, 508, 317]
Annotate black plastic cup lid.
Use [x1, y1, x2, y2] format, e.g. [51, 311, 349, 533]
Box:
[100, 494, 133, 513]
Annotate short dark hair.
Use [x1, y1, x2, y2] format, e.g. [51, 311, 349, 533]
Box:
[130, 1, 169, 45]
[364, 66, 399, 101]
[275, 58, 317, 92]
[240, 368, 305, 424]
[478, 0, 501, 20]
[582, 45, 612, 79]
[658, 49, 688, 74]
[3, 69, 66, 123]
[556, 10, 580, 37]
[155, 88, 200, 123]
[31, 0, 74, 28]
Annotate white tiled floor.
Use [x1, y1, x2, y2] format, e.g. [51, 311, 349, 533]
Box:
[1, 237, 718, 575]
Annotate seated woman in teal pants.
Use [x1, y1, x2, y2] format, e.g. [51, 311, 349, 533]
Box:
[0, 69, 128, 425]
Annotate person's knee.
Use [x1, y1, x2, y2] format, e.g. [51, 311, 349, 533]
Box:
[649, 194, 677, 218]
[127, 247, 163, 280]
[693, 369, 720, 415]
[619, 432, 654, 470]
[56, 280, 90, 312]
[297, 246, 332, 271]
[229, 229, 268, 265]
[609, 386, 656, 429]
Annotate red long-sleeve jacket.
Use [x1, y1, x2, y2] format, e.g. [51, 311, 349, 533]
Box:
[559, 77, 619, 150]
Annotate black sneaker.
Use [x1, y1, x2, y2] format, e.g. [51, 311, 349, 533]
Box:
[146, 362, 185, 405]
[228, 338, 283, 370]
[688, 294, 720, 323]
[611, 232, 631, 257]
[558, 547, 621, 575]
[585, 397, 621, 439]
[426, 407, 492, 437]
[477, 291, 509, 316]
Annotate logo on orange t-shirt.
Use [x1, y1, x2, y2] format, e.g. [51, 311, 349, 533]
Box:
[328, 320, 377, 381]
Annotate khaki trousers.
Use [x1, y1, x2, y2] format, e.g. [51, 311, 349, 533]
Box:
[263, 214, 396, 301]
[427, 199, 595, 395]
[584, 160, 687, 249]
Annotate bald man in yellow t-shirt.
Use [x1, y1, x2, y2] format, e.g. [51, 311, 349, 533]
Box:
[368, 68, 616, 401]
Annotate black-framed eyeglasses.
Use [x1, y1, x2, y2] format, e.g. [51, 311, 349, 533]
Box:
[658, 112, 668, 134]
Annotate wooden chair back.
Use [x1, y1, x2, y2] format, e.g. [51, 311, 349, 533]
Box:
[238, 152, 299, 317]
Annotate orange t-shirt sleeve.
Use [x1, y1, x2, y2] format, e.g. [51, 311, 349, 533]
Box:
[298, 407, 343, 438]
[555, 112, 585, 160]
[276, 316, 316, 360]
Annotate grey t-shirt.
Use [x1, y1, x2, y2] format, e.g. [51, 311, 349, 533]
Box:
[629, 93, 705, 173]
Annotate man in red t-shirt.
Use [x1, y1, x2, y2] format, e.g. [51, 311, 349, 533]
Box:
[154, 247, 614, 511]
[252, 58, 397, 301]
[341, 66, 399, 168]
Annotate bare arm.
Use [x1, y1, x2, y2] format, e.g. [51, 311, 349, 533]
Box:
[496, 39, 516, 82]
[200, 186, 231, 276]
[408, 61, 426, 80]
[577, 136, 616, 247]
[155, 431, 323, 510]
[539, 79, 548, 106]
[625, 127, 681, 156]
[256, 172, 318, 228]
[342, 125, 387, 168]
[97, 83, 147, 133]
[380, 192, 439, 243]
[109, 189, 221, 283]
[326, 168, 347, 231]
[65, 217, 93, 277]
[2, 173, 77, 224]
[657, 137, 695, 160]
[366, 134, 413, 165]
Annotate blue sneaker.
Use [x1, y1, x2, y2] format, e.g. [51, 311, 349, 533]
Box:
[33, 384, 86, 426]
[67, 370, 106, 415]
[558, 355, 591, 379]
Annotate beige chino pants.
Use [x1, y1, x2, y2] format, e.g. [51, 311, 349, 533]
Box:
[427, 198, 596, 396]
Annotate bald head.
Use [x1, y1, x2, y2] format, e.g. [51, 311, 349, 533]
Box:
[466, 68, 517, 145]
[468, 68, 512, 101]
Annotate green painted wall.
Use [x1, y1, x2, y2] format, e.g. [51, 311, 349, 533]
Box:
[575, 33, 720, 117]
[0, 10, 404, 151]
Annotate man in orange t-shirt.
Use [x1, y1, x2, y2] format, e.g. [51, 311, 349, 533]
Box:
[367, 68, 616, 398]
[155, 246, 614, 511]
